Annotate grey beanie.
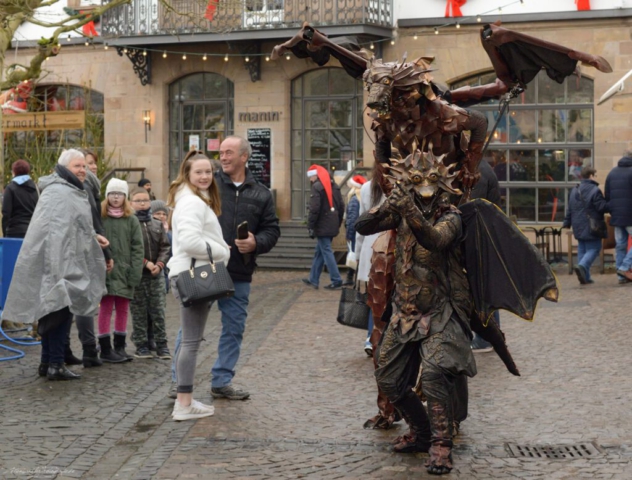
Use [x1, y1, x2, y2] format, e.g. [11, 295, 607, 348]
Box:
[151, 200, 168, 214]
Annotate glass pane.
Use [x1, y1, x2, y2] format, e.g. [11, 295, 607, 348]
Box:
[65, 129, 83, 145]
[180, 74, 204, 101]
[68, 87, 84, 111]
[292, 161, 304, 189]
[538, 73, 565, 104]
[47, 86, 67, 111]
[170, 161, 180, 182]
[538, 187, 565, 223]
[304, 70, 329, 96]
[330, 100, 352, 128]
[509, 110, 536, 143]
[508, 150, 536, 181]
[509, 188, 536, 222]
[170, 82, 180, 102]
[567, 75, 593, 104]
[204, 103, 225, 131]
[292, 76, 302, 98]
[89, 91, 104, 113]
[356, 128, 364, 160]
[204, 74, 227, 99]
[478, 72, 500, 105]
[291, 190, 304, 219]
[514, 85, 536, 105]
[292, 99, 302, 129]
[485, 110, 506, 144]
[538, 110, 565, 143]
[330, 129, 353, 169]
[568, 148, 592, 181]
[305, 101, 328, 128]
[204, 131, 223, 160]
[567, 109, 592, 142]
[170, 103, 180, 131]
[182, 104, 204, 130]
[538, 149, 565, 181]
[292, 130, 302, 159]
[487, 150, 508, 182]
[329, 68, 356, 95]
[170, 132, 180, 160]
[306, 130, 329, 159]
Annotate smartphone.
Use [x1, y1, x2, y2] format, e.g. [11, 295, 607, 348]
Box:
[237, 221, 249, 240]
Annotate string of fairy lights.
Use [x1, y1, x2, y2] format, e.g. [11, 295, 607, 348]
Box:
[45, 0, 526, 62]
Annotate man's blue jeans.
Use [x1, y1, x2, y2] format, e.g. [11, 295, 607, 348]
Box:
[577, 238, 602, 282]
[614, 226, 632, 277]
[308, 236, 342, 286]
[211, 281, 251, 388]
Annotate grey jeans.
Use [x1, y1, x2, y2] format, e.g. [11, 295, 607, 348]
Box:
[171, 276, 213, 394]
[71, 315, 97, 348]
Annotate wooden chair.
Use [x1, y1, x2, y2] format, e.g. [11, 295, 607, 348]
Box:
[566, 215, 615, 275]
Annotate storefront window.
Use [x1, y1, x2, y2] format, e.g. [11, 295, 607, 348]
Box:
[290, 68, 363, 219]
[169, 73, 234, 181]
[451, 70, 594, 224]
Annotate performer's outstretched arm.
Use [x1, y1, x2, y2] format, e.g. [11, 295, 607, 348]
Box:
[355, 201, 400, 236]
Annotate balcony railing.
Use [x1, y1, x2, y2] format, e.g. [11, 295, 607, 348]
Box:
[101, 0, 393, 38]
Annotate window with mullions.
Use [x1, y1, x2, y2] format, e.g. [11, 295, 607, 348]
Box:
[450, 71, 594, 223]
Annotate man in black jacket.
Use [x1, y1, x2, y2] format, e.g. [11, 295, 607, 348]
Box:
[605, 151, 632, 283]
[302, 165, 345, 290]
[210, 135, 280, 400]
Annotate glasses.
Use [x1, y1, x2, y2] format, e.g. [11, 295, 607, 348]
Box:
[132, 199, 150, 204]
[108, 193, 126, 198]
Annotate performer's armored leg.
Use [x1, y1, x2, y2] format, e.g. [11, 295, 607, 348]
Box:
[375, 321, 430, 452]
[452, 374, 468, 434]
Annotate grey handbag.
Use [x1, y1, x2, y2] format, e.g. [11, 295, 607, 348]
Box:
[175, 243, 235, 307]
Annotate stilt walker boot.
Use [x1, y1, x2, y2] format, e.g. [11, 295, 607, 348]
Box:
[113, 333, 134, 361]
[82, 343, 103, 368]
[425, 400, 454, 475]
[98, 335, 127, 363]
[391, 390, 431, 453]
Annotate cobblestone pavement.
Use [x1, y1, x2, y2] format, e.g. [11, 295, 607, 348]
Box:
[1, 269, 631, 479]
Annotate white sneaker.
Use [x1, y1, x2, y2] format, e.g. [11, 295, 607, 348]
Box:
[172, 399, 215, 421]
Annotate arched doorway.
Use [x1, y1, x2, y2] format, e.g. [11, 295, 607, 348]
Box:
[169, 72, 234, 180]
[290, 68, 364, 220]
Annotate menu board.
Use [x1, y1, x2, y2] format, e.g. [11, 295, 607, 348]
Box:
[247, 128, 271, 188]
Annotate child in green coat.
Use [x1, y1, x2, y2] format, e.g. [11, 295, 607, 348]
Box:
[97, 178, 144, 363]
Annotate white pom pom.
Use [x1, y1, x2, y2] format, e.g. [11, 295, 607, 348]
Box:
[331, 207, 335, 212]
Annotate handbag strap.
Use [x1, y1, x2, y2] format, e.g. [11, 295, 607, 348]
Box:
[188, 242, 217, 277]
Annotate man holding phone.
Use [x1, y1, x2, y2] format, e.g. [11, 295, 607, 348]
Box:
[209, 136, 280, 400]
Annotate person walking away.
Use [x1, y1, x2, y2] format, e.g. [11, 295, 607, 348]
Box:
[1, 149, 107, 380]
[604, 150, 632, 284]
[98, 179, 144, 363]
[168, 150, 230, 420]
[138, 178, 157, 201]
[302, 165, 345, 290]
[564, 167, 609, 284]
[2, 159, 39, 238]
[344, 175, 366, 286]
[129, 188, 172, 359]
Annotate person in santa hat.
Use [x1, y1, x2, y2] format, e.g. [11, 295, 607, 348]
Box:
[302, 165, 345, 289]
[343, 174, 367, 286]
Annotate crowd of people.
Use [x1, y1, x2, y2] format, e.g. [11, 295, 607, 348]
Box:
[0, 136, 280, 422]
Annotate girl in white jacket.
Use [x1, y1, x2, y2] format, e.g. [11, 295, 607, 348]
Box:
[167, 150, 230, 421]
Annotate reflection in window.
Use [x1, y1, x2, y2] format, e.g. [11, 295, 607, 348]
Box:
[450, 70, 594, 223]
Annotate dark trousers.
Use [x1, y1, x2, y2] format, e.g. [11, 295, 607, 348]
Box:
[40, 308, 73, 364]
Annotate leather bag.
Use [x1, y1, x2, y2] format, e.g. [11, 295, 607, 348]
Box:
[175, 243, 234, 307]
[336, 287, 370, 330]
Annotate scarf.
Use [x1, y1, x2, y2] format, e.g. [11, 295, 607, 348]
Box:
[55, 164, 84, 190]
[107, 206, 124, 218]
[135, 208, 152, 223]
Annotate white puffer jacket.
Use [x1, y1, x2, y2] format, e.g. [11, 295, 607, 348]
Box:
[167, 184, 230, 277]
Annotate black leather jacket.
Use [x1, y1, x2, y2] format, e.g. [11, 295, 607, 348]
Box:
[216, 168, 280, 282]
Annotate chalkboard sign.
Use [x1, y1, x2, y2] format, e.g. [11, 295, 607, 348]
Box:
[247, 128, 272, 188]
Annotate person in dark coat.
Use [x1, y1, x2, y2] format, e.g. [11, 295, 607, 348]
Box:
[564, 166, 609, 285]
[138, 178, 156, 201]
[2, 160, 39, 238]
[604, 152, 632, 283]
[302, 165, 345, 290]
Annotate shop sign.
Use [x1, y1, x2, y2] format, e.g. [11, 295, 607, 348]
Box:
[246, 128, 271, 188]
[1, 111, 86, 132]
[238, 112, 281, 122]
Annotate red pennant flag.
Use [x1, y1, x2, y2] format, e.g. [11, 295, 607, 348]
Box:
[575, 0, 590, 10]
[204, 0, 218, 21]
[445, 0, 466, 18]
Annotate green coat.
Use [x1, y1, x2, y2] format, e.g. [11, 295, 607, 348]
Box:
[102, 214, 144, 299]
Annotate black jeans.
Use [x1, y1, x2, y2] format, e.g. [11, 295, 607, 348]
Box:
[40, 308, 73, 364]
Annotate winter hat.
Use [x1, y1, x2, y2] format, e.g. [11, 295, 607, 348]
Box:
[151, 200, 168, 215]
[307, 165, 334, 212]
[106, 178, 129, 197]
[347, 175, 367, 189]
[138, 178, 151, 188]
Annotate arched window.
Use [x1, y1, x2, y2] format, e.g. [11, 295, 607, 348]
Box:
[450, 71, 594, 223]
[169, 72, 234, 180]
[290, 68, 364, 219]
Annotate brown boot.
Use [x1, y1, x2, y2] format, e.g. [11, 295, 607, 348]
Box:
[425, 400, 454, 475]
[391, 390, 431, 453]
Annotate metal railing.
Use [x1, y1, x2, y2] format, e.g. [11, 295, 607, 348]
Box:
[101, 0, 393, 37]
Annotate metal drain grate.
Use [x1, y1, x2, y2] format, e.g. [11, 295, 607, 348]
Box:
[507, 442, 601, 459]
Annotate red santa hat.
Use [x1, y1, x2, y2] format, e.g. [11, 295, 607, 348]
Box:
[347, 175, 367, 189]
[307, 164, 335, 212]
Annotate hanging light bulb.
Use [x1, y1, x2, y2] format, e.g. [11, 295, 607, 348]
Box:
[413, 34, 418, 40]
[203, 54, 207, 61]
[456, 22, 460, 29]
[285, 53, 291, 60]
[84, 39, 89, 46]
[104, 43, 109, 50]
[123, 47, 128, 54]
[142, 49, 147, 56]
[162, 51, 167, 58]
[265, 56, 270, 62]
[182, 54, 187, 60]
[67, 34, 71, 42]
[370, 42, 375, 50]
[498, 7, 502, 13]
[476, 15, 482, 22]
[245, 56, 250, 62]
[390, 39, 395, 45]
[224, 54, 229, 62]
[434, 27, 439, 35]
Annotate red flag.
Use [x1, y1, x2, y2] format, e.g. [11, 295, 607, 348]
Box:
[204, 0, 218, 21]
[445, 0, 466, 18]
[575, 0, 590, 10]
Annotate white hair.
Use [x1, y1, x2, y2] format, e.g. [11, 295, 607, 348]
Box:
[224, 135, 252, 159]
[58, 149, 85, 166]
